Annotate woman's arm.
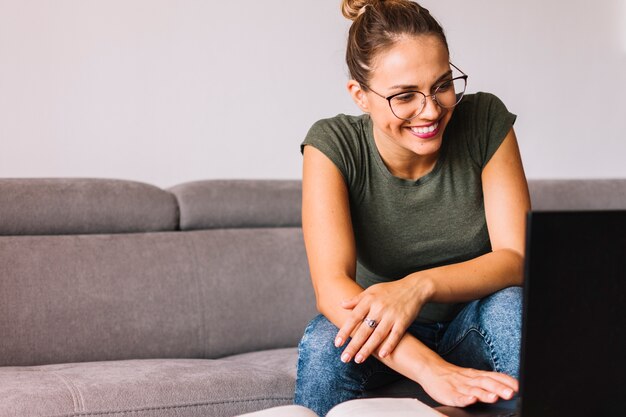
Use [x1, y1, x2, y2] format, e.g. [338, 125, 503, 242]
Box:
[302, 142, 520, 406]
[301, 145, 361, 323]
[424, 126, 530, 302]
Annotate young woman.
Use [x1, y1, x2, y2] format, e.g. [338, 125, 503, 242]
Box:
[294, 0, 530, 415]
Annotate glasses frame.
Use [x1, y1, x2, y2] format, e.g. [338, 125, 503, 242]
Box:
[363, 62, 469, 122]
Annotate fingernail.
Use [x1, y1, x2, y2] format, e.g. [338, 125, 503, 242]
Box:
[489, 393, 497, 400]
[334, 337, 343, 347]
[341, 353, 350, 363]
[355, 354, 363, 363]
[379, 350, 388, 358]
[460, 395, 475, 403]
[504, 388, 513, 398]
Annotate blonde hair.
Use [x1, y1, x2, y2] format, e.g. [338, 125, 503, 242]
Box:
[341, 0, 373, 20]
[341, 0, 449, 88]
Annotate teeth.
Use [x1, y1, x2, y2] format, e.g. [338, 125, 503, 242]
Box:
[411, 122, 438, 135]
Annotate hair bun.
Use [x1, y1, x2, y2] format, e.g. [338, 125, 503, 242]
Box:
[341, 0, 376, 21]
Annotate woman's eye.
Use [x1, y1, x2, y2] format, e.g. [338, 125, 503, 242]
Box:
[437, 80, 453, 92]
[394, 92, 417, 103]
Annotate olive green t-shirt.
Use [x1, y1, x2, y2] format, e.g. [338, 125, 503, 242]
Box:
[301, 92, 516, 323]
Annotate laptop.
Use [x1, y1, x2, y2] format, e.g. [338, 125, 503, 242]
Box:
[439, 210, 626, 417]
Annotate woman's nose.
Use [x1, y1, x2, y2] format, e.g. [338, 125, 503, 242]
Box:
[419, 94, 442, 120]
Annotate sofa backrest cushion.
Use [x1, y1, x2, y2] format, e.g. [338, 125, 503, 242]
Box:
[0, 179, 314, 367]
[0, 227, 313, 366]
[0, 178, 178, 235]
[169, 180, 302, 230]
[528, 179, 626, 210]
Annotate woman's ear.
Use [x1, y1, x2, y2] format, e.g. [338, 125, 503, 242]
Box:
[347, 80, 370, 113]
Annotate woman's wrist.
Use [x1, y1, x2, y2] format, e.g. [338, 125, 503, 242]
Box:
[382, 332, 446, 384]
[405, 271, 437, 304]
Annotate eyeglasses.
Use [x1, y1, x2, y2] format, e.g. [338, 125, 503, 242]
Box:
[363, 63, 468, 122]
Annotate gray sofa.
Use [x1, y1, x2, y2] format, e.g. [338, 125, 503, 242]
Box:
[1, 178, 625, 417]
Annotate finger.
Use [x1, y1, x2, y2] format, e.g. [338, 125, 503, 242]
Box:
[436, 385, 478, 408]
[470, 371, 518, 398]
[463, 379, 500, 403]
[452, 395, 478, 407]
[448, 377, 498, 403]
[464, 385, 499, 403]
[334, 304, 370, 347]
[340, 294, 362, 309]
[354, 322, 392, 363]
[471, 388, 500, 404]
[376, 323, 406, 358]
[484, 372, 519, 393]
[334, 322, 356, 348]
[461, 374, 514, 402]
[340, 320, 377, 363]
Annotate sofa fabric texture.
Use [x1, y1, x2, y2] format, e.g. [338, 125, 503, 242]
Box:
[170, 180, 302, 230]
[2, 349, 299, 417]
[0, 229, 309, 367]
[1, 178, 624, 417]
[0, 178, 178, 236]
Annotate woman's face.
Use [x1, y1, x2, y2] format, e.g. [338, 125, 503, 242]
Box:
[361, 35, 453, 163]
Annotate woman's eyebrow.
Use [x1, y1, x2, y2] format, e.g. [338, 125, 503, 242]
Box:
[434, 69, 454, 83]
[388, 69, 453, 91]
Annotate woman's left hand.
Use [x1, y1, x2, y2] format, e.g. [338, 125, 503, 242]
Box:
[334, 275, 433, 364]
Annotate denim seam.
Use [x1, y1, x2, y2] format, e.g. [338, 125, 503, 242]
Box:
[293, 323, 312, 402]
[439, 326, 501, 373]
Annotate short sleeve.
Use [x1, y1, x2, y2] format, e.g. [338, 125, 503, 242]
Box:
[300, 115, 362, 187]
[465, 93, 517, 169]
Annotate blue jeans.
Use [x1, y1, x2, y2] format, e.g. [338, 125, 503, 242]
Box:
[294, 286, 522, 416]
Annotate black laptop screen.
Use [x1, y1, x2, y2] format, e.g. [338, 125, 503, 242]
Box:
[520, 211, 626, 417]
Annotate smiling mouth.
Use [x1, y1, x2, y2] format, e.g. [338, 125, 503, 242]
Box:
[409, 122, 439, 135]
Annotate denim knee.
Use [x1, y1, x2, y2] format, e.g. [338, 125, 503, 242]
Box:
[296, 314, 341, 374]
[440, 286, 522, 378]
[295, 315, 367, 415]
[474, 286, 522, 377]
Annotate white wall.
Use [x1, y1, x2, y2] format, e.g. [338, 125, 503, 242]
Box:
[1, 0, 624, 187]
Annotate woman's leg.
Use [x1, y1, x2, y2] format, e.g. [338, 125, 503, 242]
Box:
[294, 314, 400, 416]
[438, 286, 523, 378]
[294, 314, 444, 415]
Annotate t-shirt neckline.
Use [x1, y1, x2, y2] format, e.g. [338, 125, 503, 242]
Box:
[363, 115, 449, 187]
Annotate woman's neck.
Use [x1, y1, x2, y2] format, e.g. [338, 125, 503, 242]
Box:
[372, 131, 440, 181]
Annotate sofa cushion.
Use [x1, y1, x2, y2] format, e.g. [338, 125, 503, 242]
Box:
[528, 179, 626, 210]
[0, 348, 299, 417]
[169, 180, 302, 230]
[0, 178, 178, 235]
[0, 228, 315, 366]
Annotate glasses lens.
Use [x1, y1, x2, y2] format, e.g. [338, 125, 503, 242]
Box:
[435, 77, 467, 108]
[389, 91, 425, 121]
[388, 77, 467, 120]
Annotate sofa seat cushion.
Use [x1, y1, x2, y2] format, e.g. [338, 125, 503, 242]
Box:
[0, 348, 299, 417]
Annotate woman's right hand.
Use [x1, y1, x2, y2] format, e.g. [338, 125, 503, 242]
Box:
[334, 275, 432, 363]
[418, 358, 518, 407]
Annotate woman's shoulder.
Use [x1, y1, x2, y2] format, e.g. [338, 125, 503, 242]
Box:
[457, 92, 509, 113]
[449, 92, 516, 169]
[302, 114, 371, 187]
[451, 91, 515, 134]
[303, 113, 370, 154]
[308, 113, 369, 137]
